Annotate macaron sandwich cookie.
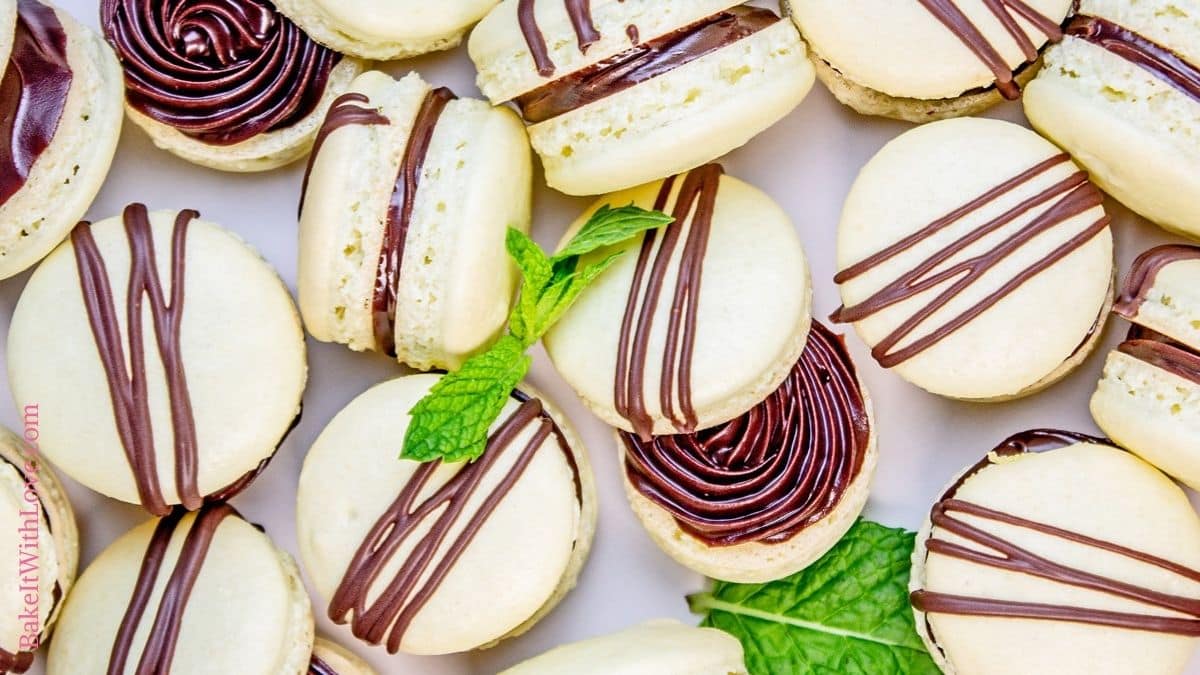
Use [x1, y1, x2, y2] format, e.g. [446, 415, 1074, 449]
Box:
[832, 118, 1113, 401]
[0, 0, 123, 280]
[7, 204, 307, 515]
[309, 636, 376, 675]
[100, 0, 365, 172]
[0, 425, 78, 674]
[47, 504, 315, 674]
[299, 70, 531, 371]
[911, 430, 1200, 675]
[1091, 245, 1200, 490]
[297, 374, 596, 656]
[1024, 0, 1200, 239]
[499, 620, 748, 675]
[469, 0, 815, 195]
[784, 0, 1074, 122]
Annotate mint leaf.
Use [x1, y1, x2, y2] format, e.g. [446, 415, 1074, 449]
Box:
[506, 228, 552, 346]
[551, 204, 673, 262]
[689, 520, 938, 675]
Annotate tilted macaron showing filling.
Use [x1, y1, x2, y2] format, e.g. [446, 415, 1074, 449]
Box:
[620, 321, 876, 583]
[47, 504, 315, 674]
[0, 0, 123, 280]
[7, 204, 307, 515]
[469, 0, 815, 195]
[99, 0, 365, 172]
[299, 71, 531, 372]
[783, 0, 1074, 121]
[544, 164, 812, 438]
[831, 117, 1113, 401]
[498, 620, 748, 675]
[1091, 245, 1200, 490]
[308, 636, 376, 675]
[910, 430, 1200, 675]
[296, 374, 597, 656]
[1024, 0, 1200, 239]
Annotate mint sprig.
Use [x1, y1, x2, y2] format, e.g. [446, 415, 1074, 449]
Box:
[401, 204, 674, 463]
[689, 520, 939, 675]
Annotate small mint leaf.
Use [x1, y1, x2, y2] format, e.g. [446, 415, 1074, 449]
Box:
[506, 228, 552, 345]
[551, 204, 673, 263]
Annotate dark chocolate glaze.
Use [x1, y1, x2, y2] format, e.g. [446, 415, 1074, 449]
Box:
[0, 0, 71, 208]
[614, 164, 722, 441]
[109, 503, 236, 673]
[622, 322, 870, 546]
[299, 92, 390, 217]
[517, 0, 600, 77]
[830, 153, 1110, 369]
[328, 392, 580, 653]
[515, 7, 779, 123]
[1119, 335, 1200, 385]
[0, 648, 32, 675]
[1113, 244, 1200, 319]
[100, 0, 340, 145]
[1109, 245, 1200, 384]
[372, 88, 456, 356]
[308, 654, 338, 675]
[1068, 15, 1200, 104]
[916, 0, 1063, 100]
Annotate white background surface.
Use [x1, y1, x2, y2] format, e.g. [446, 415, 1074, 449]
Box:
[3, 1, 1198, 673]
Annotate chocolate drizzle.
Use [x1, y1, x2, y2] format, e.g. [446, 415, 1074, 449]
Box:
[308, 655, 337, 675]
[1113, 245, 1200, 319]
[1068, 15, 1200, 104]
[0, 648, 32, 675]
[515, 7, 780, 123]
[1119, 332, 1200, 385]
[518, 0, 600, 77]
[328, 392, 579, 653]
[830, 153, 1110, 369]
[1109, 245, 1200, 385]
[0, 0, 71, 208]
[299, 92, 390, 216]
[100, 0, 341, 145]
[622, 322, 870, 546]
[372, 87, 456, 356]
[614, 164, 722, 440]
[916, 0, 1063, 99]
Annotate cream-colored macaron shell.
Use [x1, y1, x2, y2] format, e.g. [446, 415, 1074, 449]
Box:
[296, 374, 596, 656]
[835, 117, 1113, 400]
[310, 636, 377, 675]
[544, 169, 812, 436]
[8, 208, 306, 509]
[47, 509, 314, 674]
[1024, 0, 1200, 239]
[0, 1, 123, 280]
[299, 70, 530, 371]
[273, 0, 498, 59]
[911, 440, 1200, 675]
[0, 0, 14, 66]
[499, 620, 748, 675]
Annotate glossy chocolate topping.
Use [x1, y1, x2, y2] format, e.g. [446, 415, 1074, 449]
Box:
[515, 7, 780, 123]
[1110, 245, 1200, 385]
[623, 322, 870, 546]
[328, 392, 580, 653]
[831, 153, 1110, 369]
[916, 0, 1063, 100]
[100, 0, 340, 145]
[518, 0, 600, 77]
[1113, 244, 1200, 319]
[0, 0, 72, 208]
[308, 655, 337, 675]
[372, 88, 456, 356]
[0, 648, 32, 675]
[299, 92, 390, 216]
[615, 164, 722, 441]
[1119, 329, 1200, 386]
[1068, 15, 1200, 104]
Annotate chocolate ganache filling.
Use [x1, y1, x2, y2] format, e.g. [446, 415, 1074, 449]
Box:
[0, 0, 72, 208]
[622, 322, 870, 547]
[100, 0, 340, 145]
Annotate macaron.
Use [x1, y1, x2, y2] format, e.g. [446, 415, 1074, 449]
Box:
[0, 424, 78, 674]
[783, 0, 1073, 122]
[47, 504, 315, 674]
[544, 164, 812, 438]
[469, 1, 815, 195]
[7, 204, 306, 516]
[1091, 245, 1200, 490]
[308, 636, 376, 675]
[1024, 0, 1200, 239]
[831, 117, 1113, 401]
[620, 321, 877, 583]
[499, 620, 748, 675]
[99, 0, 365, 172]
[273, 0, 500, 60]
[298, 70, 531, 372]
[296, 374, 596, 656]
[0, 0, 123, 280]
[910, 430, 1200, 675]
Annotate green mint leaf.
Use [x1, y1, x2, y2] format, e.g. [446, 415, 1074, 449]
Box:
[689, 520, 939, 675]
[401, 334, 531, 463]
[551, 204, 673, 263]
[505, 228, 552, 346]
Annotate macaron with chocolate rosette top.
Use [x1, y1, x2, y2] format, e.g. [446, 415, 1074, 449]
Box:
[100, 0, 365, 172]
[0, 0, 124, 280]
[469, 1, 815, 196]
